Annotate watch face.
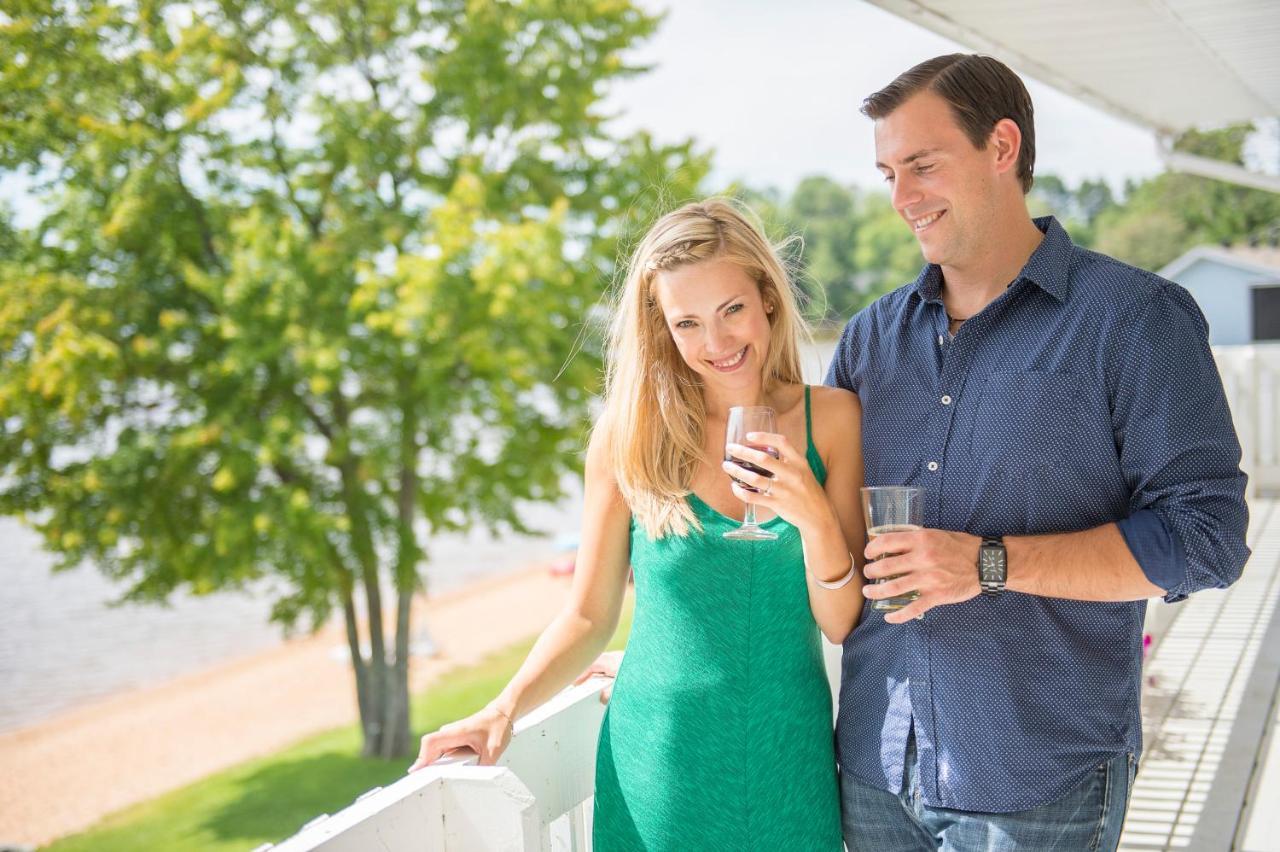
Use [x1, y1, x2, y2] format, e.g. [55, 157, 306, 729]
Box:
[980, 548, 1005, 581]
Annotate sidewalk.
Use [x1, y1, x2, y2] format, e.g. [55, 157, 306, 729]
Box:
[0, 566, 577, 848]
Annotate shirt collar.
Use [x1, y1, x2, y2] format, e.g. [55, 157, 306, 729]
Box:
[913, 215, 1074, 304]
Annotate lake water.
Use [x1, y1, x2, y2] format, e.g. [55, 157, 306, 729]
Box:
[0, 493, 581, 733]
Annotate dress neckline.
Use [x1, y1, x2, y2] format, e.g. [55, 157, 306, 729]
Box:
[686, 491, 790, 527]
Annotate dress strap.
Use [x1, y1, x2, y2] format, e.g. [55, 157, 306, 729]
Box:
[802, 385, 828, 486]
[804, 384, 813, 446]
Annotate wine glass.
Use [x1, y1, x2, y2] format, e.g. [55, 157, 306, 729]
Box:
[723, 405, 779, 541]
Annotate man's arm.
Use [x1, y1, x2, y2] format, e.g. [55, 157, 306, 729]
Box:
[1104, 284, 1250, 602]
[865, 282, 1250, 623]
[863, 524, 1160, 623]
[863, 502, 1244, 621]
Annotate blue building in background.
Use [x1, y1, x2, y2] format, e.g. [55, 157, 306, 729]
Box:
[1160, 246, 1280, 345]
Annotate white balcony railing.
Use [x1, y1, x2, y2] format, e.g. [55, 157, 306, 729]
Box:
[1214, 343, 1280, 496]
[262, 344, 1278, 852]
[260, 678, 610, 852]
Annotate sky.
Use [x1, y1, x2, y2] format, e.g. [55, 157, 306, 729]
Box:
[601, 0, 1165, 195]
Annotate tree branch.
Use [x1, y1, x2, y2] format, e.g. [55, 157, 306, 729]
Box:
[172, 168, 225, 274]
[293, 391, 335, 442]
[267, 95, 323, 238]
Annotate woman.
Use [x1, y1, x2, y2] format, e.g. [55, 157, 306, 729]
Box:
[408, 198, 865, 850]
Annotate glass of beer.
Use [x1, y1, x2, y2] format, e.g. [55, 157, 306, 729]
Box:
[860, 486, 923, 611]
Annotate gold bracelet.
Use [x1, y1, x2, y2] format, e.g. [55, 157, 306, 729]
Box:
[811, 553, 857, 590]
[491, 705, 515, 733]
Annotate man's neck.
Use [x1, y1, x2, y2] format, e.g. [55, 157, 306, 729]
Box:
[940, 214, 1045, 322]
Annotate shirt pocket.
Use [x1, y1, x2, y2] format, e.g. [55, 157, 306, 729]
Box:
[967, 370, 1083, 467]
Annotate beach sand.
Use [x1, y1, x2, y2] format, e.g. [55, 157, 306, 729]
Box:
[0, 565, 578, 848]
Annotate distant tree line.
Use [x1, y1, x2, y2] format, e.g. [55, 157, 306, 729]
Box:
[738, 123, 1280, 331]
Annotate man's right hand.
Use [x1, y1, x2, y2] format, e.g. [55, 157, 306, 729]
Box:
[573, 651, 623, 703]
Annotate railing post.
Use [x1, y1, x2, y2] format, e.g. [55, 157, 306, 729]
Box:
[437, 767, 544, 851]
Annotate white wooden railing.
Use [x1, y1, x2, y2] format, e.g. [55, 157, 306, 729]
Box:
[264, 345, 1276, 852]
[260, 678, 611, 852]
[1213, 343, 1280, 496]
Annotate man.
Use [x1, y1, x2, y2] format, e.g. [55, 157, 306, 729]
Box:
[827, 54, 1250, 850]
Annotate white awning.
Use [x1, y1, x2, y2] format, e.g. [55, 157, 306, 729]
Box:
[863, 0, 1279, 133]
[863, 0, 1280, 191]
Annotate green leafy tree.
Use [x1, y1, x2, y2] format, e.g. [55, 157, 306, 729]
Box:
[1028, 174, 1115, 248]
[742, 178, 921, 329]
[786, 176, 859, 322]
[849, 192, 924, 304]
[0, 0, 706, 757]
[1094, 124, 1280, 269]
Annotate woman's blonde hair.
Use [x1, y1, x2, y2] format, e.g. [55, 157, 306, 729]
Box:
[597, 198, 808, 539]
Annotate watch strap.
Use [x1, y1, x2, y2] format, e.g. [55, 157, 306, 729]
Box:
[979, 536, 1007, 597]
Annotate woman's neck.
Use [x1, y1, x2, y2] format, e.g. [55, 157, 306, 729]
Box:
[702, 382, 769, 416]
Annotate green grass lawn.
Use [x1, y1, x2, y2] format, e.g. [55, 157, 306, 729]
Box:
[45, 607, 632, 852]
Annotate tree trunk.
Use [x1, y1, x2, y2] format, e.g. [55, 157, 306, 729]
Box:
[379, 395, 419, 759]
[380, 585, 414, 759]
[344, 397, 421, 759]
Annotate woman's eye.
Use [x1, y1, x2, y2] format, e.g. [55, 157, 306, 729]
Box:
[675, 320, 695, 329]
[725, 303, 744, 315]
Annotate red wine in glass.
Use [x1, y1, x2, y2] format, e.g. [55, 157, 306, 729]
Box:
[724, 449, 781, 493]
[723, 406, 779, 541]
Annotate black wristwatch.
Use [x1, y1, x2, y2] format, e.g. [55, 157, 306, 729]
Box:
[978, 536, 1007, 597]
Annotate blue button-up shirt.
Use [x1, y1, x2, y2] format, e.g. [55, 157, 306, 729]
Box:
[826, 216, 1250, 812]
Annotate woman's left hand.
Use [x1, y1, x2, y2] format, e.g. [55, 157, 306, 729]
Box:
[723, 431, 831, 532]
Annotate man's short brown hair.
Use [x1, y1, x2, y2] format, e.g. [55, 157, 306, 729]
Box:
[862, 54, 1036, 193]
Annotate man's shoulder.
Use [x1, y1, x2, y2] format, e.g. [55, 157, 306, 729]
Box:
[826, 279, 920, 388]
[1068, 245, 1184, 312]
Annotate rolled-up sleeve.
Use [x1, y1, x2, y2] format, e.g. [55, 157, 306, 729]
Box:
[1111, 283, 1250, 602]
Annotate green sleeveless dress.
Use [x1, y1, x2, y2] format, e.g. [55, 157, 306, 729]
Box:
[593, 387, 842, 851]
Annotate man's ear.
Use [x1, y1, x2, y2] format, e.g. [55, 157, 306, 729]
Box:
[990, 118, 1022, 177]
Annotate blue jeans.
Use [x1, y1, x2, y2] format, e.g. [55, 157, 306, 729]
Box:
[840, 734, 1136, 851]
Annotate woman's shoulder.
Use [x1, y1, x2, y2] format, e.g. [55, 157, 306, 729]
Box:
[807, 385, 861, 465]
[808, 384, 861, 422]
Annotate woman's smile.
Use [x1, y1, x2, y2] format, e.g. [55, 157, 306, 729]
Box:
[708, 345, 749, 372]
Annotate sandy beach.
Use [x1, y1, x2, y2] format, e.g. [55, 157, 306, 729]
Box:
[0, 565, 580, 848]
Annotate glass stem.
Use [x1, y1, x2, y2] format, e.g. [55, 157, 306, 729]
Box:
[743, 502, 759, 528]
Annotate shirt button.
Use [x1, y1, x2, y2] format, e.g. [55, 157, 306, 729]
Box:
[941, 395, 952, 405]
[927, 461, 939, 472]
[937, 335, 944, 346]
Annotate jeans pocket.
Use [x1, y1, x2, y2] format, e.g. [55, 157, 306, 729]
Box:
[1091, 753, 1135, 852]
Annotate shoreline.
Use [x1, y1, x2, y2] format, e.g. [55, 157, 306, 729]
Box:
[0, 563, 577, 848]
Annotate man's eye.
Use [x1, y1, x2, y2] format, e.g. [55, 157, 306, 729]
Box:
[916, 164, 934, 174]
[882, 174, 895, 183]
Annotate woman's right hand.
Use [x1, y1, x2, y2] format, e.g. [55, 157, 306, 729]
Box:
[573, 650, 624, 703]
[406, 704, 514, 772]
